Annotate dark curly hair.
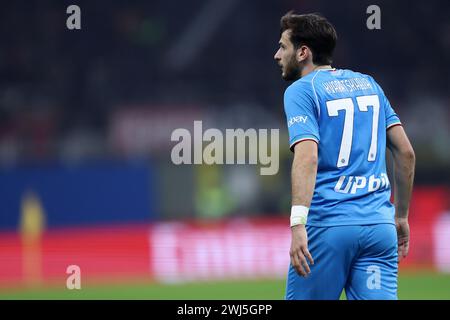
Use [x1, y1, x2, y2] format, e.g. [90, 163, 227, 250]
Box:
[280, 11, 337, 65]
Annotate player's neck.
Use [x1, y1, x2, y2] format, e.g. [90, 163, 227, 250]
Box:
[301, 64, 333, 78]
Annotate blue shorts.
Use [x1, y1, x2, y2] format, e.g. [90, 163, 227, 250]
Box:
[285, 223, 398, 300]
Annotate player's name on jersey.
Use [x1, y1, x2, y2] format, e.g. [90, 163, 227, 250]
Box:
[170, 121, 279, 175]
[334, 173, 390, 194]
[322, 77, 373, 94]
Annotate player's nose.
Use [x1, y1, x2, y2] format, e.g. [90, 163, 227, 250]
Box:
[274, 49, 281, 61]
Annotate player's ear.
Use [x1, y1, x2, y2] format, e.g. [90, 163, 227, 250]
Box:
[296, 45, 309, 63]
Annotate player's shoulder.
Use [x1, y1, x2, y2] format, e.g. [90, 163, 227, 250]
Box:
[337, 68, 373, 81]
[284, 74, 316, 98]
[342, 69, 383, 89]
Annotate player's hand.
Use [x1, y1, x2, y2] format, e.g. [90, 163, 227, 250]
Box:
[395, 217, 410, 262]
[290, 224, 314, 277]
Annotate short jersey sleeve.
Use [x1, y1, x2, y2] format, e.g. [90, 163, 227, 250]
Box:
[371, 77, 401, 129]
[382, 93, 401, 129]
[283, 82, 320, 151]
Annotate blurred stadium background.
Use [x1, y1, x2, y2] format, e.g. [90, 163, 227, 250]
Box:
[0, 0, 449, 299]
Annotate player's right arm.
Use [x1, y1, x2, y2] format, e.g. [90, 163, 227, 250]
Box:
[283, 83, 319, 277]
[386, 124, 415, 261]
[290, 140, 317, 277]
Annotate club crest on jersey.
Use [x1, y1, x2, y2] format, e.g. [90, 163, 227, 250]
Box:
[334, 173, 390, 194]
[288, 115, 308, 127]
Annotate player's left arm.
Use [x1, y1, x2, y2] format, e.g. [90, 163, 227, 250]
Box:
[378, 82, 415, 262]
[387, 124, 415, 262]
[290, 140, 317, 277]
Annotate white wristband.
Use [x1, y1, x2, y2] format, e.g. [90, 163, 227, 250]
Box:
[290, 205, 309, 227]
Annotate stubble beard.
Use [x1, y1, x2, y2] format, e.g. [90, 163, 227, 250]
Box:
[282, 55, 302, 81]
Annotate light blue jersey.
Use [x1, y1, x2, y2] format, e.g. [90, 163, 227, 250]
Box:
[284, 68, 401, 227]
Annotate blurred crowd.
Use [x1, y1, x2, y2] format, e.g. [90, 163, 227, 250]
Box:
[0, 0, 449, 219]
